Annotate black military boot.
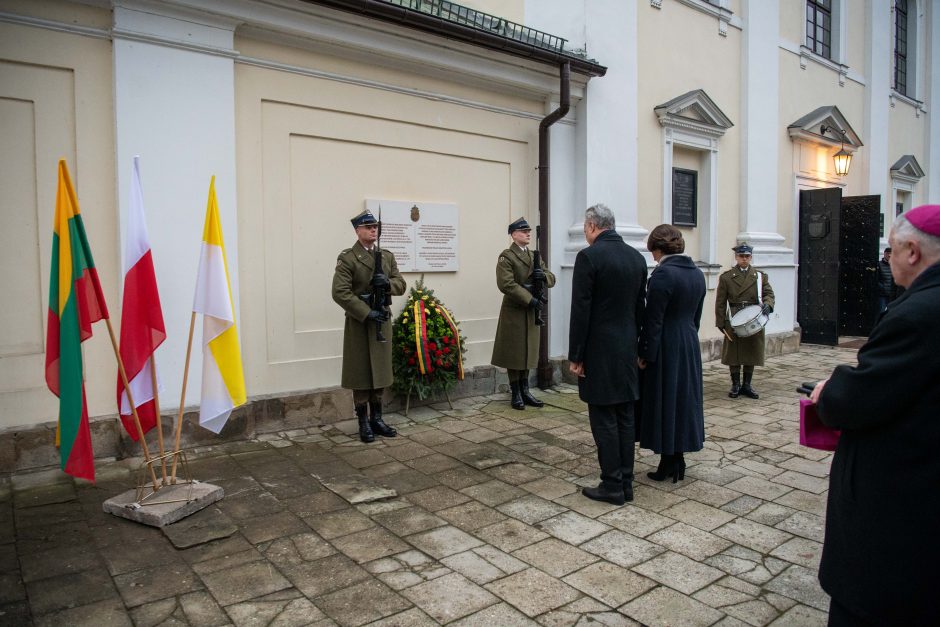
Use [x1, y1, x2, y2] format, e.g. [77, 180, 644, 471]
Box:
[356, 404, 374, 443]
[509, 381, 525, 410]
[740, 373, 759, 399]
[728, 374, 741, 398]
[519, 372, 544, 408]
[369, 400, 397, 437]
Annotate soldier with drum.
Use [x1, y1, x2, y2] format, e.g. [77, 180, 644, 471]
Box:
[715, 243, 775, 399]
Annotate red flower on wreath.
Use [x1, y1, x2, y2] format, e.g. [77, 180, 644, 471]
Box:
[443, 347, 450, 354]
[408, 358, 416, 366]
[435, 359, 443, 367]
[429, 342, 437, 351]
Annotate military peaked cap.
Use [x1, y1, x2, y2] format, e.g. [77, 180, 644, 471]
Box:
[351, 209, 379, 228]
[508, 217, 531, 234]
[732, 243, 753, 255]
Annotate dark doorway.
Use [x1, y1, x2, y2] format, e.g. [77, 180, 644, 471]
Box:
[797, 189, 880, 345]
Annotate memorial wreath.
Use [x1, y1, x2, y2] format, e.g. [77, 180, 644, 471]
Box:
[391, 278, 467, 410]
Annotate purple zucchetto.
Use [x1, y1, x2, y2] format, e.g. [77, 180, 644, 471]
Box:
[906, 205, 940, 237]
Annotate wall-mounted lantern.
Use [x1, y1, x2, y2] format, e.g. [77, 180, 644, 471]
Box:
[820, 124, 852, 176]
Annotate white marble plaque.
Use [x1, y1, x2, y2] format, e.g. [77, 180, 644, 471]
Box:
[366, 199, 458, 272]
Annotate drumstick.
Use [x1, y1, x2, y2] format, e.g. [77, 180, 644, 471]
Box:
[722, 328, 734, 343]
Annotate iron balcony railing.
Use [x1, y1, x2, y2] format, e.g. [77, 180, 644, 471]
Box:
[381, 0, 569, 54]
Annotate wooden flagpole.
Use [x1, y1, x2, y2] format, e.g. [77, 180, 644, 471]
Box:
[149, 355, 167, 483]
[170, 312, 197, 483]
[105, 319, 160, 491]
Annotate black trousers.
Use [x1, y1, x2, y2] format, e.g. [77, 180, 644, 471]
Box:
[588, 402, 636, 491]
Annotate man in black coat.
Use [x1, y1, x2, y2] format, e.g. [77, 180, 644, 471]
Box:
[568, 204, 647, 505]
[876, 246, 896, 312]
[810, 204, 940, 625]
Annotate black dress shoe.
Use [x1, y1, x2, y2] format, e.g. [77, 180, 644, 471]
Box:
[581, 486, 625, 506]
[728, 382, 740, 398]
[739, 384, 759, 399]
[623, 489, 634, 503]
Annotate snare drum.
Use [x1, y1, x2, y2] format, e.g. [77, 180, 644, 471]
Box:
[730, 305, 768, 338]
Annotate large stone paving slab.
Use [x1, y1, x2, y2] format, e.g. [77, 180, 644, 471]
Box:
[406, 525, 484, 559]
[484, 567, 580, 617]
[563, 561, 656, 607]
[632, 551, 725, 595]
[402, 572, 498, 623]
[197, 560, 289, 606]
[621, 586, 725, 627]
[580, 530, 666, 568]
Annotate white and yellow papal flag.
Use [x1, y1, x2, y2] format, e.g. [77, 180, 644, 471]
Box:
[192, 176, 246, 433]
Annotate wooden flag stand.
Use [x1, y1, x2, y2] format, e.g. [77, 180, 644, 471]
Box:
[103, 312, 223, 526]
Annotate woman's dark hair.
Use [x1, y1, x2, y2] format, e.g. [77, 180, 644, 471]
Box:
[647, 224, 685, 254]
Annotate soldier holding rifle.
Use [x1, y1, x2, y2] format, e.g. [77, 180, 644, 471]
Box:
[332, 209, 406, 442]
[491, 217, 556, 410]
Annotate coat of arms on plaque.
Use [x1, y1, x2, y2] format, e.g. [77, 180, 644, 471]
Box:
[410, 205, 420, 222]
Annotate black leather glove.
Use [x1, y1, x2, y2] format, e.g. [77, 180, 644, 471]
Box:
[372, 272, 390, 288]
[761, 304, 773, 316]
[532, 266, 546, 282]
[529, 298, 542, 311]
[367, 309, 389, 322]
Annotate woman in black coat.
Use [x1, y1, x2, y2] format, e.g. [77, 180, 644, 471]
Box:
[638, 225, 707, 482]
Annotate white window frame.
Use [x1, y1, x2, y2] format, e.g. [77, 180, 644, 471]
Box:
[890, 0, 923, 105]
[801, 0, 849, 83]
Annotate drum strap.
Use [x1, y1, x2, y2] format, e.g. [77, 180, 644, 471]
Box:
[756, 272, 763, 304]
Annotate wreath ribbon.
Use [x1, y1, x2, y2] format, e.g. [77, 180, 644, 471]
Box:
[413, 300, 433, 375]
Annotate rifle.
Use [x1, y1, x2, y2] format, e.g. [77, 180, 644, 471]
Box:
[527, 225, 547, 327]
[361, 206, 392, 342]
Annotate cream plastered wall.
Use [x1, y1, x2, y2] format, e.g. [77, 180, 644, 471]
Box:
[778, 0, 804, 44]
[776, 50, 866, 252]
[888, 104, 927, 203]
[637, 2, 742, 334]
[234, 35, 543, 396]
[0, 5, 116, 429]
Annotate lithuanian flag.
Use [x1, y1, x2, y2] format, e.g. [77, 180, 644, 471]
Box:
[45, 160, 109, 482]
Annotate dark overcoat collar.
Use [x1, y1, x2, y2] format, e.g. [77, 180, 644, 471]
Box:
[592, 229, 623, 245]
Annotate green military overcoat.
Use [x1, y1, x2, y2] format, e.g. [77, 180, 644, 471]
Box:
[491, 244, 556, 370]
[715, 265, 775, 366]
[332, 242, 406, 390]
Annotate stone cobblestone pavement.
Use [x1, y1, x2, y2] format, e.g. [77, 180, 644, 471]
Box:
[0, 345, 857, 626]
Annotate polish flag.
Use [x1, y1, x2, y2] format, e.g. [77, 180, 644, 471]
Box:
[116, 156, 166, 440]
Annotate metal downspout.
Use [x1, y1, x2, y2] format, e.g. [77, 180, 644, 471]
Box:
[537, 61, 570, 389]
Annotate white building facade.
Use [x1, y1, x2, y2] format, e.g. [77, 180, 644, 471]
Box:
[0, 0, 936, 463]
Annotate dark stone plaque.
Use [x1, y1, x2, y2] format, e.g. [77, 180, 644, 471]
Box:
[672, 168, 697, 227]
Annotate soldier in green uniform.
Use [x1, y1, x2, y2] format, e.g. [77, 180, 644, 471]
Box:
[332, 209, 407, 442]
[491, 217, 556, 409]
[715, 243, 775, 399]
